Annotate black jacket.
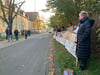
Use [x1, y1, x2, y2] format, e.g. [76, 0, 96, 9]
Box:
[14, 30, 19, 36]
[76, 17, 91, 59]
[6, 29, 12, 35]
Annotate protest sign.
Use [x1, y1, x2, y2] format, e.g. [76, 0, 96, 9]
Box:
[65, 31, 77, 58]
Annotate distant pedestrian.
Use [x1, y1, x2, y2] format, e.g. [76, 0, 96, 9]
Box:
[14, 29, 19, 41]
[5, 27, 12, 42]
[25, 30, 28, 39]
[76, 11, 95, 70]
[21, 30, 25, 36]
[28, 30, 31, 36]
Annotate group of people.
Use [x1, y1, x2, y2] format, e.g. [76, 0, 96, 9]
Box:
[5, 27, 31, 42]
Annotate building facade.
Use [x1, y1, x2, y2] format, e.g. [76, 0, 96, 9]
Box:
[0, 0, 33, 33]
[0, 0, 46, 34]
[25, 12, 46, 30]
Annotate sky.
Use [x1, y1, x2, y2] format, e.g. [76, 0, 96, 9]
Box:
[22, 0, 47, 12]
[20, 0, 53, 20]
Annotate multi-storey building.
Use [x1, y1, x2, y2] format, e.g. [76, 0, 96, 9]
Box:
[0, 0, 33, 33]
[0, 0, 46, 34]
[25, 12, 46, 30]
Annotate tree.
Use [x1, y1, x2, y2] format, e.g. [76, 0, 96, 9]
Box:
[48, 12, 68, 29]
[47, 0, 100, 53]
[48, 16, 58, 28]
[0, 0, 25, 31]
[46, 0, 81, 25]
[46, 0, 100, 25]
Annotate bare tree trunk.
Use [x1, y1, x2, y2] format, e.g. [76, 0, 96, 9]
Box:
[0, 0, 25, 32]
[8, 16, 13, 31]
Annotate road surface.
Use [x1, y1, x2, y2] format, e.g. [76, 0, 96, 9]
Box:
[0, 34, 50, 75]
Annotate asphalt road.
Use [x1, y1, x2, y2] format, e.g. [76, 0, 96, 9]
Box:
[0, 34, 50, 75]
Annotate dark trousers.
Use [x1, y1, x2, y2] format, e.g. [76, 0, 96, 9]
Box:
[81, 58, 87, 68]
[25, 35, 27, 39]
[78, 58, 87, 70]
[15, 35, 18, 40]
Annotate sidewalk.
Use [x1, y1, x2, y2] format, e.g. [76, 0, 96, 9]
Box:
[0, 33, 49, 49]
[0, 35, 35, 49]
[0, 37, 25, 49]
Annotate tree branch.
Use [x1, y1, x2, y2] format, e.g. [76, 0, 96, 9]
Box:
[11, 0, 15, 17]
[0, 0, 6, 18]
[8, 0, 13, 17]
[0, 0, 9, 24]
[13, 1, 25, 19]
[0, 15, 4, 21]
[0, 15, 9, 25]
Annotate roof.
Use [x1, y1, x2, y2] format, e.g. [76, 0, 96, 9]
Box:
[25, 12, 39, 21]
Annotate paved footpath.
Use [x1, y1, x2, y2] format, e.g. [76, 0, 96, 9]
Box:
[0, 36, 28, 49]
[0, 34, 47, 49]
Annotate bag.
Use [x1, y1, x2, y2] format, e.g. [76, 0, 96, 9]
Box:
[64, 69, 74, 75]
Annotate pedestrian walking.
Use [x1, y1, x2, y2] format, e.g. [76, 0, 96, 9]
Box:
[21, 30, 24, 36]
[76, 11, 95, 70]
[28, 29, 31, 36]
[25, 30, 28, 39]
[14, 29, 19, 41]
[5, 27, 12, 42]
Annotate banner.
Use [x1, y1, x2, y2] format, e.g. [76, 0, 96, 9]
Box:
[65, 31, 77, 58]
[53, 31, 78, 66]
[56, 36, 60, 42]
[65, 40, 76, 57]
[59, 37, 66, 45]
[53, 31, 77, 58]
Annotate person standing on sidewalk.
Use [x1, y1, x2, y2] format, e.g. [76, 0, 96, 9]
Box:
[14, 29, 19, 41]
[5, 27, 12, 42]
[25, 30, 28, 39]
[76, 11, 94, 70]
[28, 29, 31, 36]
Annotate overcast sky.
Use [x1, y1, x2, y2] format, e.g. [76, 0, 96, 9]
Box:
[18, 0, 53, 20]
[21, 0, 47, 12]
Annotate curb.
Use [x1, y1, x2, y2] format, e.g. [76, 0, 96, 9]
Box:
[0, 34, 38, 49]
[47, 35, 55, 75]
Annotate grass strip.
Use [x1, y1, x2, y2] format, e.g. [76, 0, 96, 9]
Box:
[53, 39, 100, 75]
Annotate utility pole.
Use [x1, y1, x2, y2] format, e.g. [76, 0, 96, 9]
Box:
[34, 0, 36, 11]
